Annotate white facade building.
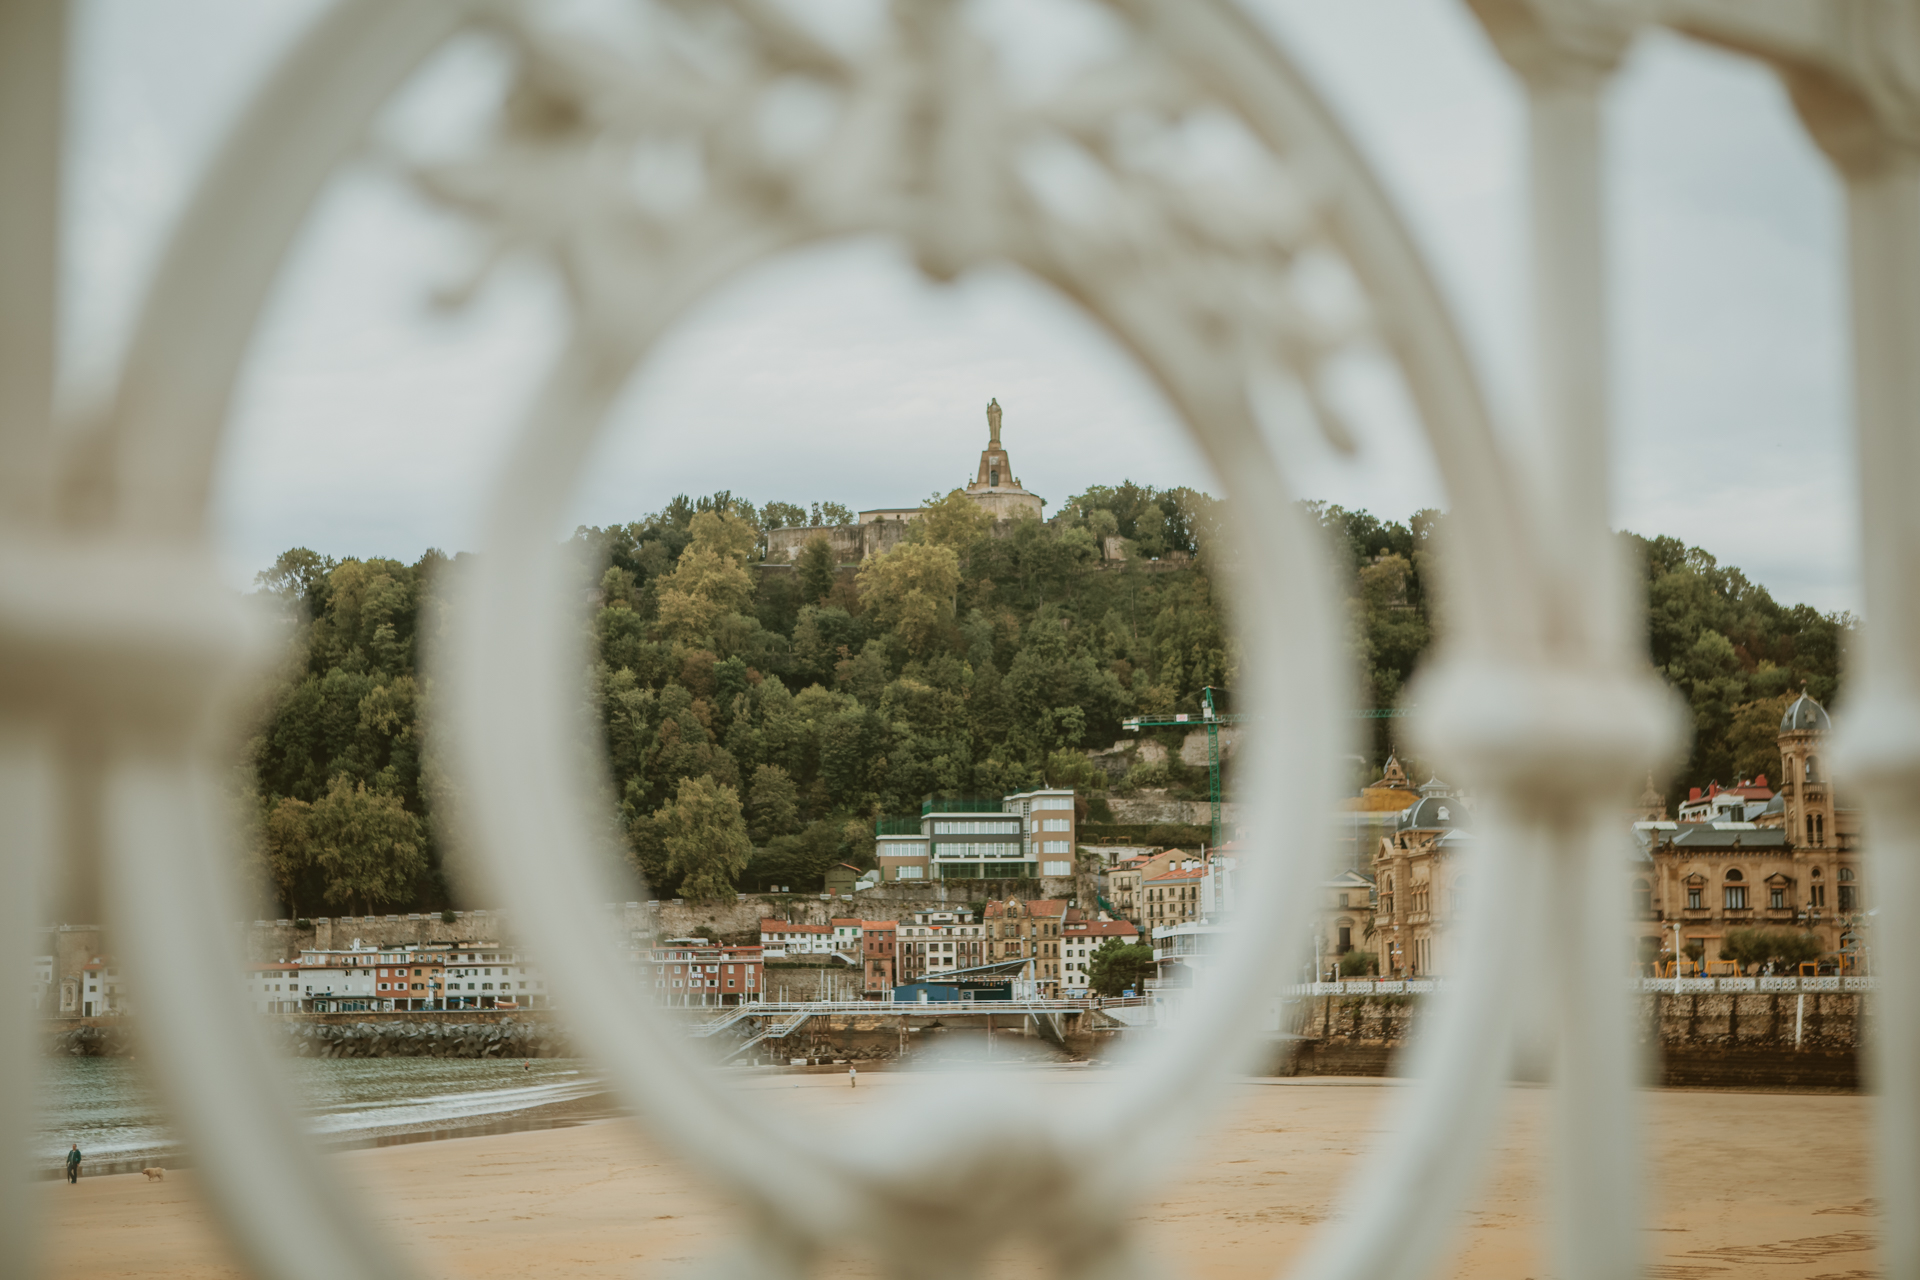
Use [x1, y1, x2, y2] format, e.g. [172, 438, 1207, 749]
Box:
[1059, 919, 1141, 993]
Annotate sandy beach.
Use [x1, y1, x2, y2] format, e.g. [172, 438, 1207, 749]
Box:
[37, 1072, 1876, 1279]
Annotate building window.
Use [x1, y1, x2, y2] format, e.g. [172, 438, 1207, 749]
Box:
[1687, 887, 1702, 910]
[1812, 885, 1826, 907]
[1839, 885, 1857, 910]
[1725, 886, 1747, 910]
[1725, 868, 1744, 882]
[1042, 861, 1072, 876]
[1632, 879, 1652, 915]
[1770, 888, 1785, 910]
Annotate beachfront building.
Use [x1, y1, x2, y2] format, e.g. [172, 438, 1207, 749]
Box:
[245, 961, 311, 1013]
[1060, 918, 1139, 993]
[862, 921, 897, 997]
[292, 942, 541, 1010]
[439, 943, 545, 1009]
[298, 946, 447, 1010]
[1371, 787, 1472, 978]
[759, 920, 836, 957]
[874, 787, 1078, 882]
[894, 910, 985, 985]
[648, 939, 764, 1007]
[1314, 869, 1378, 977]
[982, 898, 1074, 995]
[73, 959, 129, 1017]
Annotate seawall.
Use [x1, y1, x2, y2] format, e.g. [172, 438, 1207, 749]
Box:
[45, 1012, 570, 1060]
[1280, 990, 1866, 1090]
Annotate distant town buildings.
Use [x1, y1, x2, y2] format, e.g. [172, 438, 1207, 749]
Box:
[1634, 691, 1865, 972]
[1061, 918, 1140, 993]
[875, 787, 1079, 881]
[646, 938, 764, 1007]
[894, 910, 985, 984]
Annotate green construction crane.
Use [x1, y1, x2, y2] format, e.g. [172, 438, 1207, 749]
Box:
[1122, 688, 1410, 846]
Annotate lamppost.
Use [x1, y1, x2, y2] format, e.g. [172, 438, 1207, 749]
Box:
[1670, 920, 1684, 989]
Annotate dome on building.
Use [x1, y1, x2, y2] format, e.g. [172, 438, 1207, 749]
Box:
[1780, 691, 1831, 733]
[1400, 795, 1467, 831]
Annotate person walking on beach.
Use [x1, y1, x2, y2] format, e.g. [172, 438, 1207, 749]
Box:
[848, 1064, 857, 1089]
[65, 1144, 81, 1184]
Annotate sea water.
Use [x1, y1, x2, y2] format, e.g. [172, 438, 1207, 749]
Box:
[36, 1056, 610, 1178]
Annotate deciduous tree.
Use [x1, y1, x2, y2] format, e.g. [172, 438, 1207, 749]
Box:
[309, 776, 426, 916]
[656, 511, 757, 642]
[260, 796, 315, 920]
[747, 763, 801, 844]
[858, 541, 961, 657]
[656, 774, 753, 900]
[1087, 939, 1155, 996]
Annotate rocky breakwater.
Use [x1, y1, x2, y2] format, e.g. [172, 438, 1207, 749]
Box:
[47, 1022, 134, 1056]
[283, 1017, 568, 1059]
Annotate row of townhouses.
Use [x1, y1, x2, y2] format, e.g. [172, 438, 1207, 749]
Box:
[753, 904, 1140, 1003]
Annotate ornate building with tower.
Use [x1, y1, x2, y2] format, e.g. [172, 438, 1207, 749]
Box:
[1358, 692, 1869, 977]
[764, 400, 1047, 562]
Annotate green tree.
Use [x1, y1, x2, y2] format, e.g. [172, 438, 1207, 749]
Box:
[798, 536, 836, 605]
[259, 796, 315, 919]
[858, 541, 961, 657]
[1338, 949, 1379, 977]
[1726, 694, 1792, 782]
[656, 510, 757, 642]
[656, 774, 753, 900]
[762, 501, 808, 529]
[916, 488, 993, 563]
[308, 775, 426, 916]
[747, 763, 801, 844]
[1087, 939, 1155, 995]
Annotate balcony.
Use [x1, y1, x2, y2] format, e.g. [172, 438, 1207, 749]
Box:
[922, 797, 1005, 816]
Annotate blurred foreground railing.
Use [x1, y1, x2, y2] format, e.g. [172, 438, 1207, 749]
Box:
[4, 1, 1919, 1278]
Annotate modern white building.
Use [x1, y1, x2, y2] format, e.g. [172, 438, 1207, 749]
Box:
[874, 788, 1079, 882]
[759, 920, 837, 956]
[1059, 919, 1140, 993]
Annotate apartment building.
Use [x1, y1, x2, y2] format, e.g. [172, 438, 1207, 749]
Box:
[874, 788, 1079, 882]
[648, 939, 764, 1007]
[1060, 918, 1140, 993]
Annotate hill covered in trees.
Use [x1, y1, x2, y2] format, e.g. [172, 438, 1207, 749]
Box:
[243, 486, 1850, 913]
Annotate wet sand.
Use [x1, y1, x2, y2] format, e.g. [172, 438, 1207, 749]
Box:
[36, 1073, 1876, 1279]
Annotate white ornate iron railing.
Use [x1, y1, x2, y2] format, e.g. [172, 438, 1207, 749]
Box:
[4, 1, 1917, 1278]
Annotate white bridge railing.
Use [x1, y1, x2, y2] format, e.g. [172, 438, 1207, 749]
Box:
[5, 2, 1918, 1279]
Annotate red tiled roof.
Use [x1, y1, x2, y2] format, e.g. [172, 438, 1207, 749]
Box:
[1146, 866, 1203, 883]
[1066, 920, 1139, 938]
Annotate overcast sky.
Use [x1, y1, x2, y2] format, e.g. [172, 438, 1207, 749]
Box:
[62, 0, 1858, 614]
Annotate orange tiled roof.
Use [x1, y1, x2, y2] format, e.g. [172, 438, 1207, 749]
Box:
[1342, 789, 1421, 812]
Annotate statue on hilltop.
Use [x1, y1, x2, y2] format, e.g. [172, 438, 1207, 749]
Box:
[987, 398, 1002, 445]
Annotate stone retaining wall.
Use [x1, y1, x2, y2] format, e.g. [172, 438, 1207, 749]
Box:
[1281, 991, 1867, 1089]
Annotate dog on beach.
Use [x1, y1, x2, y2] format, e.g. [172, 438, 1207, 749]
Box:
[142, 1168, 165, 1182]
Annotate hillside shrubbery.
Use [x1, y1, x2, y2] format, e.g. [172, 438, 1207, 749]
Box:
[241, 487, 1849, 909]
